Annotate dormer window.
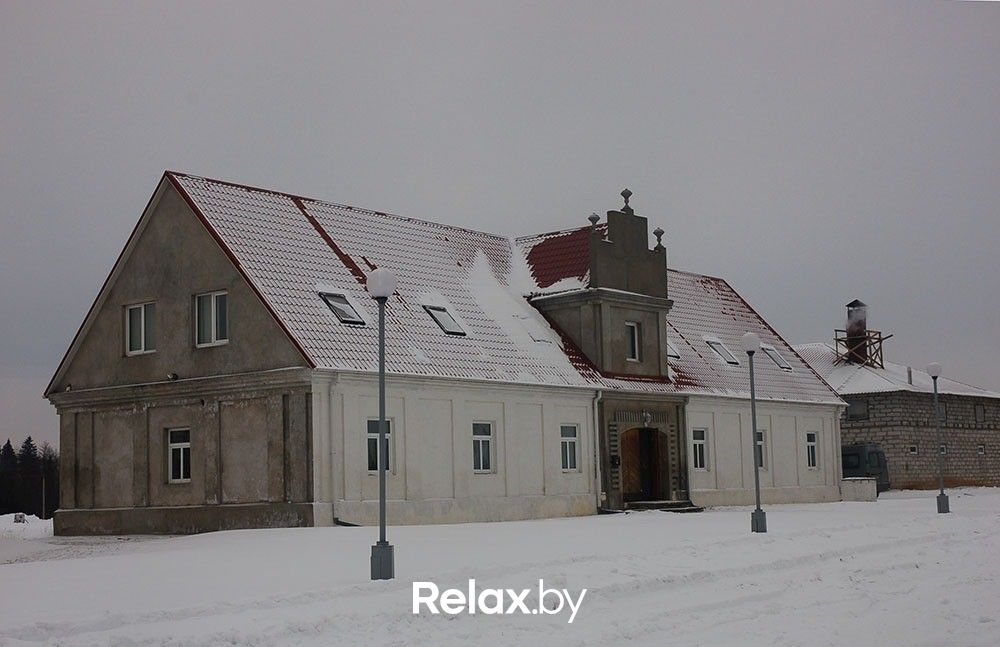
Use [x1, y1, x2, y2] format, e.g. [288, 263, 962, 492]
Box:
[321, 293, 365, 325]
[706, 338, 739, 366]
[625, 321, 641, 361]
[424, 305, 465, 336]
[762, 344, 793, 371]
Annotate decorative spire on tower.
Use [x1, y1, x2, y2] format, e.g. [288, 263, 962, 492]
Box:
[653, 226, 665, 250]
[621, 188, 633, 214]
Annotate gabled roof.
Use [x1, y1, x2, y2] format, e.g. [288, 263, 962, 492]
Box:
[794, 343, 1000, 400]
[50, 171, 843, 405]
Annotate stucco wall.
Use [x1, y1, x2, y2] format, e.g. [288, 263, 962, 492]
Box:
[51, 370, 313, 535]
[53, 181, 307, 393]
[841, 391, 1000, 489]
[312, 373, 598, 525]
[685, 397, 843, 506]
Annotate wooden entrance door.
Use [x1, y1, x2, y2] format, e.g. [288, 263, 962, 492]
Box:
[621, 428, 658, 501]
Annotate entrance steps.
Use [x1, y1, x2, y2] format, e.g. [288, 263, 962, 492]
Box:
[624, 500, 704, 513]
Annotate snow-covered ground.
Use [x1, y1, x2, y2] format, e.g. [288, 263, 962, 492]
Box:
[1, 489, 999, 646]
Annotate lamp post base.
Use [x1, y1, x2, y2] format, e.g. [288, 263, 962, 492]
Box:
[371, 541, 395, 580]
[937, 493, 950, 514]
[751, 509, 767, 533]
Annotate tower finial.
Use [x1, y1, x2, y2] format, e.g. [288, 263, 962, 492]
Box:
[621, 188, 633, 213]
[588, 212, 600, 228]
[653, 226, 665, 250]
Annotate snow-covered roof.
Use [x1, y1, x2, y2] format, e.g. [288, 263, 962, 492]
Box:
[152, 172, 841, 404]
[794, 343, 1000, 400]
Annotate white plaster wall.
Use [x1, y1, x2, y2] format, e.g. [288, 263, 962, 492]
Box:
[314, 372, 597, 525]
[686, 397, 843, 506]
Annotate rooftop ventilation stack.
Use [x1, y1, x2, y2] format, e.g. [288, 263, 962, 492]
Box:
[845, 299, 869, 364]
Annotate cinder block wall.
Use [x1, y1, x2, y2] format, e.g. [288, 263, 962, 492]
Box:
[840, 391, 1000, 489]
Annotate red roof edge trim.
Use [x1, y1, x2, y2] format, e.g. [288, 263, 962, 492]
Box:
[291, 197, 367, 286]
[166, 170, 509, 242]
[44, 174, 172, 397]
[167, 173, 316, 368]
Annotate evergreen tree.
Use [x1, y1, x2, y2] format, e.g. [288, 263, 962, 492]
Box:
[40, 442, 60, 519]
[0, 439, 17, 514]
[16, 436, 42, 516]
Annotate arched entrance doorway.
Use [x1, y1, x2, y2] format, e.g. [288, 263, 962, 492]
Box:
[620, 426, 671, 502]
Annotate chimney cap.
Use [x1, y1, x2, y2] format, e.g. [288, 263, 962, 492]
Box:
[846, 299, 867, 308]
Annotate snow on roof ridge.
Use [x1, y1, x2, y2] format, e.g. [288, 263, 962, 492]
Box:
[514, 223, 600, 244]
[167, 170, 511, 242]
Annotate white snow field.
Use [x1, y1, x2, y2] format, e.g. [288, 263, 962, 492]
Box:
[1, 489, 999, 647]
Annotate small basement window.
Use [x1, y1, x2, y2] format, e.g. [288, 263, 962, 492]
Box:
[908, 445, 918, 455]
[762, 344, 793, 371]
[424, 305, 466, 336]
[321, 293, 365, 324]
[977, 444, 986, 455]
[706, 338, 739, 366]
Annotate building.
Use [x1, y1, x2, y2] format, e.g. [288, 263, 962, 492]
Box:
[796, 301, 1000, 489]
[46, 172, 844, 535]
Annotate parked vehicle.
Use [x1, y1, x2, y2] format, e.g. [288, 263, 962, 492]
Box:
[842, 443, 890, 493]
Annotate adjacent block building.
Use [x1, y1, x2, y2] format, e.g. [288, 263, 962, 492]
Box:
[796, 302, 1000, 489]
[46, 172, 845, 535]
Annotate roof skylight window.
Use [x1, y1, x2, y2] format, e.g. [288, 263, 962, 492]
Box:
[321, 293, 365, 325]
[667, 339, 682, 360]
[762, 344, 793, 371]
[424, 305, 466, 336]
[706, 338, 740, 366]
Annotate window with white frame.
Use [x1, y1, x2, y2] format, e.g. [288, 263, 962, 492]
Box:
[977, 444, 986, 455]
[167, 428, 191, 483]
[424, 305, 466, 336]
[625, 321, 641, 361]
[755, 429, 767, 469]
[762, 344, 793, 371]
[806, 432, 818, 468]
[706, 338, 739, 366]
[472, 422, 493, 473]
[692, 428, 708, 470]
[125, 302, 156, 355]
[939, 443, 948, 455]
[366, 418, 393, 472]
[560, 424, 579, 471]
[908, 445, 919, 455]
[195, 291, 228, 346]
[321, 293, 365, 324]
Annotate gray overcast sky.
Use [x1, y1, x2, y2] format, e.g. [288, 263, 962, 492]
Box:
[2, 1, 998, 447]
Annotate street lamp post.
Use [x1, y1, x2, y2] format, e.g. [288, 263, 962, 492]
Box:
[368, 268, 397, 579]
[742, 332, 767, 533]
[927, 362, 949, 514]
